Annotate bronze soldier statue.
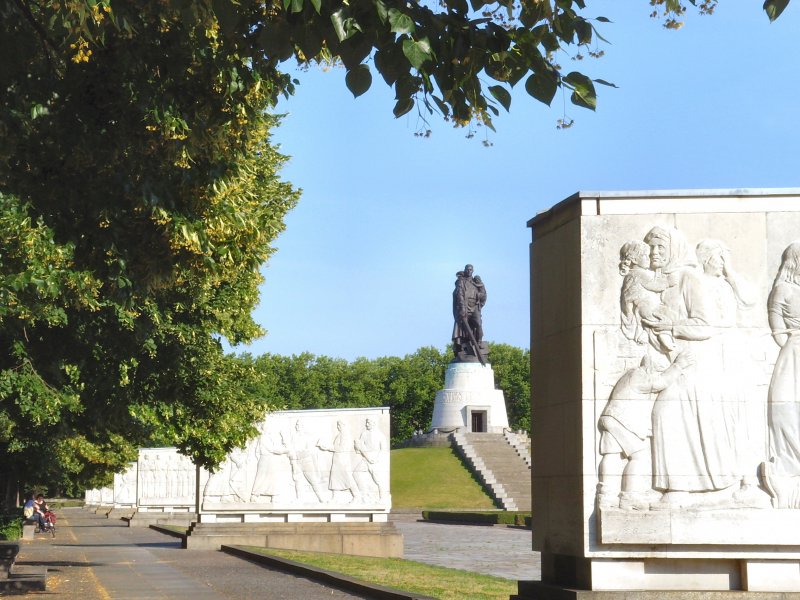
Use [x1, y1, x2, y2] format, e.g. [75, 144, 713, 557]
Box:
[452, 264, 488, 364]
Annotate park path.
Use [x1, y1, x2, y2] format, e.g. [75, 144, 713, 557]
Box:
[13, 508, 365, 599]
[11, 508, 541, 598]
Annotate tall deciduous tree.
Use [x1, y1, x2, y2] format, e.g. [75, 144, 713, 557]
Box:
[0, 1, 300, 502]
[3, 0, 787, 141]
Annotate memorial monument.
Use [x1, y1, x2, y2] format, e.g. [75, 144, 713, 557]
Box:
[430, 264, 509, 433]
[125, 447, 198, 527]
[521, 189, 800, 598]
[188, 407, 401, 557]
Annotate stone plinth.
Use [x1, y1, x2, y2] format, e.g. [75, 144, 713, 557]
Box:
[430, 362, 509, 433]
[123, 512, 196, 528]
[528, 189, 800, 594]
[184, 521, 402, 557]
[513, 580, 800, 599]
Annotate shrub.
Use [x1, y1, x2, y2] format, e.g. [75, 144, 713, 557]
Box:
[421, 510, 531, 528]
[0, 513, 23, 541]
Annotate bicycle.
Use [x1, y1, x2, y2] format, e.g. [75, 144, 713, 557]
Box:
[39, 510, 56, 538]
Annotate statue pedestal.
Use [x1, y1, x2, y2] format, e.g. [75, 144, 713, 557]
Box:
[430, 362, 509, 433]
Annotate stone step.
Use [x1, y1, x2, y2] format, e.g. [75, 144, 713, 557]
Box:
[451, 432, 532, 511]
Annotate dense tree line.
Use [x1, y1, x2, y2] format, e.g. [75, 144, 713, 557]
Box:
[249, 343, 530, 446]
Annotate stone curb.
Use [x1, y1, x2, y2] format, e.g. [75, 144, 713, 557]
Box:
[220, 545, 437, 600]
[149, 524, 186, 539]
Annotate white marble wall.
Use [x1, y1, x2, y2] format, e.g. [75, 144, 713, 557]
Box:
[99, 486, 114, 506]
[199, 407, 391, 521]
[113, 462, 138, 507]
[530, 189, 800, 591]
[137, 448, 196, 511]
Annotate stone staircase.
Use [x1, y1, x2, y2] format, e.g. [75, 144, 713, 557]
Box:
[451, 431, 532, 511]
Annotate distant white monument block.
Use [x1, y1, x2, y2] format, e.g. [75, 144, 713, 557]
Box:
[137, 448, 196, 513]
[198, 407, 391, 522]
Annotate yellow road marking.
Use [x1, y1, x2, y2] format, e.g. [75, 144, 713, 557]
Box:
[59, 513, 113, 600]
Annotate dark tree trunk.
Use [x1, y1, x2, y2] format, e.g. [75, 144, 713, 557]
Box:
[1, 470, 20, 511]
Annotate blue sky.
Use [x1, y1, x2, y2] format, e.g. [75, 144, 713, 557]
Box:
[230, 2, 800, 361]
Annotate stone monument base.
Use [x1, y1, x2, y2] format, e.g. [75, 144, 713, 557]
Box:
[513, 581, 800, 600]
[123, 511, 197, 528]
[430, 361, 509, 433]
[183, 521, 403, 557]
[106, 507, 136, 520]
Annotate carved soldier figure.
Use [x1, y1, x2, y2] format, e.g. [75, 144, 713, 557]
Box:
[452, 264, 488, 363]
[354, 418, 387, 500]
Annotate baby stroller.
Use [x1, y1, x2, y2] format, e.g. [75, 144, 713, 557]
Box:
[39, 509, 56, 538]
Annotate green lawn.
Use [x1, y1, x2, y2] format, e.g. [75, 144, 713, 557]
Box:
[249, 548, 517, 600]
[390, 447, 496, 510]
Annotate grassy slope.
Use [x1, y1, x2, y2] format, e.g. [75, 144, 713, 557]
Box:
[390, 447, 496, 510]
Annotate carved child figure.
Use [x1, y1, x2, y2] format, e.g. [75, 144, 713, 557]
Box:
[618, 240, 672, 353]
[598, 350, 693, 510]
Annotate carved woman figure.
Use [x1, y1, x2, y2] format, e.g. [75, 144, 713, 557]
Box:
[644, 227, 741, 508]
[317, 420, 361, 502]
[203, 458, 234, 503]
[695, 239, 764, 499]
[763, 242, 800, 508]
[250, 431, 285, 503]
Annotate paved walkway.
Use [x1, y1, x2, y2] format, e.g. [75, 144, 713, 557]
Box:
[392, 515, 541, 581]
[14, 509, 366, 599]
[12, 508, 541, 598]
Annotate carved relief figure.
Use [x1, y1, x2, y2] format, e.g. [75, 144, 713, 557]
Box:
[355, 417, 387, 500]
[153, 455, 166, 498]
[644, 227, 743, 507]
[115, 466, 137, 504]
[166, 455, 176, 498]
[317, 420, 361, 502]
[618, 240, 671, 351]
[203, 458, 235, 502]
[452, 264, 488, 364]
[203, 447, 250, 503]
[763, 242, 800, 508]
[250, 432, 286, 503]
[228, 447, 251, 502]
[598, 352, 693, 510]
[695, 239, 763, 497]
[284, 419, 328, 502]
[141, 455, 154, 498]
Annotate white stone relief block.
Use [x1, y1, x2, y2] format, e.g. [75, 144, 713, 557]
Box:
[137, 447, 196, 508]
[113, 462, 137, 506]
[199, 407, 391, 515]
